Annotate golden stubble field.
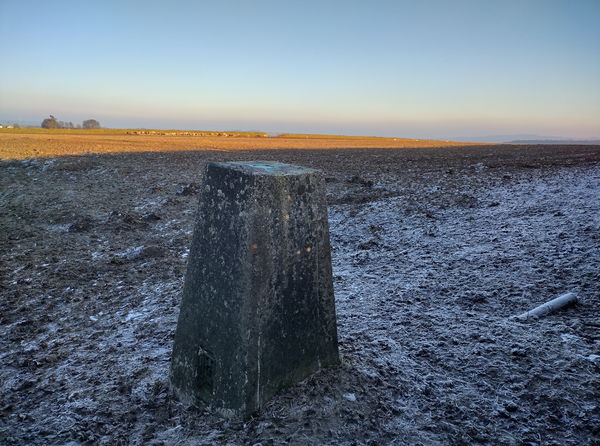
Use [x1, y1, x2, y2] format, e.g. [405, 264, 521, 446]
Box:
[0, 129, 476, 160]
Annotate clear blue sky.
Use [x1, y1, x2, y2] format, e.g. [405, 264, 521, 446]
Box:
[1, 0, 599, 139]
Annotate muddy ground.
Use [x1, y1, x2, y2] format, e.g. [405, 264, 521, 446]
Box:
[1, 145, 599, 445]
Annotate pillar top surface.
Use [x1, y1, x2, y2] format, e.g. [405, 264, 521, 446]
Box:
[208, 161, 318, 177]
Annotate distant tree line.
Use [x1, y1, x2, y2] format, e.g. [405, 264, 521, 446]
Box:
[41, 115, 101, 129]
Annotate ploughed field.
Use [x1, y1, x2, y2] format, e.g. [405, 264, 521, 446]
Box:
[0, 130, 474, 160]
[1, 142, 599, 445]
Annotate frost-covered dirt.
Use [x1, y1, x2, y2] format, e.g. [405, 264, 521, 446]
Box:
[1, 145, 599, 445]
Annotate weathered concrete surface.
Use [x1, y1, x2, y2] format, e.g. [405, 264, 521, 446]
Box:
[170, 161, 340, 418]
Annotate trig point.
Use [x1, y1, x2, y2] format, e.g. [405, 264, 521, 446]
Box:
[170, 161, 340, 418]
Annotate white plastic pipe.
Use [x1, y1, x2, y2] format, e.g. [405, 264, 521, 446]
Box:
[512, 292, 579, 321]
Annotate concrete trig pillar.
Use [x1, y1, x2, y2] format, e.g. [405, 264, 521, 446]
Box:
[170, 161, 340, 418]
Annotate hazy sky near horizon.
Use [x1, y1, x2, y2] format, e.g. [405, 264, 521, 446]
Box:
[1, 0, 599, 138]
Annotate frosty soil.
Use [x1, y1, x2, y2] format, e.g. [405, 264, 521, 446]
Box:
[1, 145, 599, 445]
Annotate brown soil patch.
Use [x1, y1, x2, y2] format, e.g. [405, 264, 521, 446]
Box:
[0, 131, 476, 160]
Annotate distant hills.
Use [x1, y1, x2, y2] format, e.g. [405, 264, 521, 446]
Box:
[455, 134, 600, 144]
[507, 139, 600, 145]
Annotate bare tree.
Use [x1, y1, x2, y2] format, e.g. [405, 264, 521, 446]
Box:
[41, 115, 59, 129]
[82, 119, 101, 129]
